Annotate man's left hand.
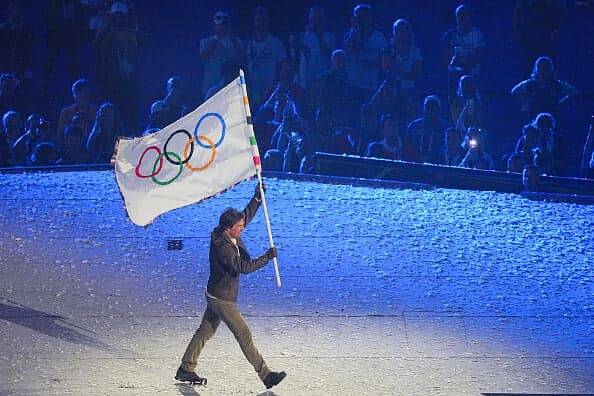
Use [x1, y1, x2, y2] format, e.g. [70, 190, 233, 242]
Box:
[255, 182, 266, 200]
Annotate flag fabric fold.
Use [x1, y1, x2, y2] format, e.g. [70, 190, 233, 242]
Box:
[114, 76, 258, 226]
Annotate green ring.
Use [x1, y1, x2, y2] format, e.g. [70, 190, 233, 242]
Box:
[151, 151, 183, 185]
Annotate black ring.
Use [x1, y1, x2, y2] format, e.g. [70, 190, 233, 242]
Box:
[164, 129, 194, 165]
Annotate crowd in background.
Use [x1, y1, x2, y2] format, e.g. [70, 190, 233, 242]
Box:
[1, 0, 593, 179]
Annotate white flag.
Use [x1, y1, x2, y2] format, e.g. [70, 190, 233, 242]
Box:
[114, 76, 261, 226]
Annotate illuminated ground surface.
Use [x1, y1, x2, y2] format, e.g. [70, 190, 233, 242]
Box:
[1, 170, 593, 395]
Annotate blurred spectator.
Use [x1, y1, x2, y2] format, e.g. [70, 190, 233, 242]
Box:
[0, 73, 27, 118]
[30, 142, 61, 166]
[0, 127, 8, 166]
[12, 114, 55, 165]
[245, 6, 287, 108]
[253, 96, 286, 155]
[94, 2, 139, 131]
[254, 64, 307, 154]
[86, 102, 126, 163]
[316, 49, 357, 136]
[441, 127, 465, 166]
[2, 110, 24, 165]
[441, 4, 485, 102]
[346, 102, 380, 157]
[205, 59, 243, 101]
[406, 95, 451, 164]
[381, 18, 423, 119]
[261, 59, 312, 124]
[530, 112, 567, 175]
[163, 75, 190, 124]
[282, 116, 318, 173]
[263, 104, 315, 173]
[512, 0, 565, 75]
[365, 113, 402, 160]
[580, 115, 593, 178]
[371, 52, 408, 123]
[451, 74, 482, 133]
[142, 100, 170, 135]
[506, 152, 525, 173]
[586, 151, 594, 179]
[290, 6, 336, 91]
[513, 123, 541, 168]
[459, 126, 494, 169]
[57, 78, 97, 148]
[343, 4, 387, 103]
[60, 123, 90, 164]
[42, 0, 90, 94]
[319, 128, 356, 156]
[199, 11, 245, 100]
[522, 164, 541, 191]
[510, 56, 578, 122]
[0, 1, 34, 86]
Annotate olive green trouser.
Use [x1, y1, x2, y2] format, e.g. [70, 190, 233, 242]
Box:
[181, 294, 270, 381]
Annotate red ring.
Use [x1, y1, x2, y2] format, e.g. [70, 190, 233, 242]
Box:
[135, 146, 163, 178]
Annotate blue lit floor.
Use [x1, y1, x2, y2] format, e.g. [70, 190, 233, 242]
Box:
[0, 170, 593, 395]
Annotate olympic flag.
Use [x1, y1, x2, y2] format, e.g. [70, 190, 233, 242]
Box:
[114, 75, 260, 227]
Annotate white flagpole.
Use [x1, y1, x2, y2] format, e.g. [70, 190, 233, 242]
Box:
[256, 172, 282, 287]
[239, 69, 282, 287]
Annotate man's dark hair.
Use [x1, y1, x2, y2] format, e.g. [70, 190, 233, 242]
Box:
[217, 208, 244, 231]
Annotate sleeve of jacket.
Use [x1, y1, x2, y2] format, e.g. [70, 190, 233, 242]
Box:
[242, 196, 261, 226]
[213, 236, 270, 275]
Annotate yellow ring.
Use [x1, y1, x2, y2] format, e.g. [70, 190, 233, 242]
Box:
[184, 135, 216, 172]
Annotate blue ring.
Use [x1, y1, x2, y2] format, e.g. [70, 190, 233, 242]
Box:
[194, 112, 226, 149]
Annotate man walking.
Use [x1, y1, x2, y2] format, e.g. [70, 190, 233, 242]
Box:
[175, 182, 286, 390]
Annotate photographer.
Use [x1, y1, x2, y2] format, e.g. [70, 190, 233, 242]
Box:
[12, 114, 54, 165]
[532, 112, 567, 176]
[451, 74, 482, 133]
[459, 127, 494, 170]
[268, 105, 318, 173]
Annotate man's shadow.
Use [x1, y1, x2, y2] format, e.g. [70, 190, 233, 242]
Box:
[174, 384, 279, 396]
[175, 383, 202, 396]
[0, 299, 115, 352]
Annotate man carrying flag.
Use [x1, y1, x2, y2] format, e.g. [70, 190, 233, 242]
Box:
[175, 181, 286, 389]
[113, 72, 285, 389]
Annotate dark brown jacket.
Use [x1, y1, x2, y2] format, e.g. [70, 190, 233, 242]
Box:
[206, 197, 270, 302]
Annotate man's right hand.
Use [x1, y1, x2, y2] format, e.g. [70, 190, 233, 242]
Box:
[265, 247, 277, 260]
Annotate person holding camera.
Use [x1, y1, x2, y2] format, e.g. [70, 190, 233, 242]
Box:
[266, 104, 318, 173]
[11, 113, 54, 165]
[459, 126, 494, 170]
[451, 74, 482, 133]
[175, 183, 286, 390]
[531, 112, 567, 176]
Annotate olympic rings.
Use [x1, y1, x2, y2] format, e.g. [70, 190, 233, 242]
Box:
[184, 135, 216, 172]
[194, 112, 226, 149]
[135, 146, 163, 178]
[151, 151, 183, 185]
[134, 111, 226, 185]
[164, 129, 194, 165]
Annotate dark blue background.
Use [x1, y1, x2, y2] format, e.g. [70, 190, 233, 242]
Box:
[6, 0, 594, 170]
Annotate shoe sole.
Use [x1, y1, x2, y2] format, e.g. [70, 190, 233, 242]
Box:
[175, 375, 207, 386]
[266, 372, 287, 389]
